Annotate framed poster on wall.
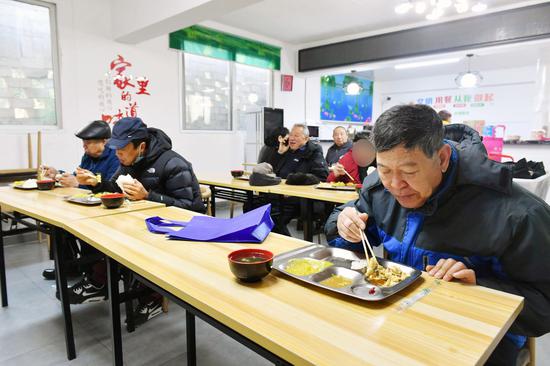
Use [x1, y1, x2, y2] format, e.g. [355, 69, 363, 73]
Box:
[320, 74, 373, 123]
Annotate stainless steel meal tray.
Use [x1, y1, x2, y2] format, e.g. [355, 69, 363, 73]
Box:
[315, 184, 356, 191]
[273, 244, 422, 301]
[65, 196, 102, 206]
[12, 184, 36, 190]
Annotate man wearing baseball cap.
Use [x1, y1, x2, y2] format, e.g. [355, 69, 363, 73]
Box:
[73, 117, 204, 325]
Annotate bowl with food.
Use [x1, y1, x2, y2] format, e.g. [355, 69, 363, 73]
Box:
[228, 248, 273, 282]
[231, 170, 244, 178]
[100, 193, 125, 209]
[36, 179, 56, 190]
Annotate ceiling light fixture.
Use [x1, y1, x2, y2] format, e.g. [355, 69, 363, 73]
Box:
[415, 1, 427, 14]
[426, 7, 444, 20]
[344, 70, 362, 96]
[394, 1, 413, 14]
[455, 54, 483, 88]
[471, 2, 487, 12]
[455, 1, 469, 13]
[394, 0, 484, 17]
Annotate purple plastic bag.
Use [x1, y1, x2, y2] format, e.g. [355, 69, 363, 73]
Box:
[145, 204, 274, 243]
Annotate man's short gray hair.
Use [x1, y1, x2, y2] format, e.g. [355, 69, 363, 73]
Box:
[292, 123, 310, 138]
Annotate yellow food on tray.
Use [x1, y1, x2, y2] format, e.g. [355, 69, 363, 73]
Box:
[331, 182, 345, 187]
[365, 257, 409, 287]
[71, 192, 112, 199]
[285, 258, 333, 276]
[319, 274, 352, 288]
[346, 182, 355, 187]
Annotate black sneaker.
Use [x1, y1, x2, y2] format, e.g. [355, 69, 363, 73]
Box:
[42, 267, 82, 281]
[133, 298, 163, 326]
[56, 277, 107, 304]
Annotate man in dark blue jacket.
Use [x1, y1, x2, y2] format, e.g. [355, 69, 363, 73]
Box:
[44, 120, 119, 189]
[42, 120, 119, 280]
[325, 104, 550, 366]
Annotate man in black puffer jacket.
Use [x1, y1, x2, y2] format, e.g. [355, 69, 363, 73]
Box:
[81, 117, 204, 212]
[73, 117, 204, 326]
[271, 123, 328, 180]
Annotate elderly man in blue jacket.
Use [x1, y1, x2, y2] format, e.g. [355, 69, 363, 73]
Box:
[44, 120, 119, 189]
[325, 104, 550, 366]
[41, 120, 119, 280]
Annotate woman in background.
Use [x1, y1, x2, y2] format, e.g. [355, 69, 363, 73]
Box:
[258, 127, 289, 167]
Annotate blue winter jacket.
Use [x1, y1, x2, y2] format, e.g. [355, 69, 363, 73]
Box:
[325, 125, 550, 347]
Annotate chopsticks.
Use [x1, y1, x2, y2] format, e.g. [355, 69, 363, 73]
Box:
[343, 169, 356, 183]
[360, 226, 379, 266]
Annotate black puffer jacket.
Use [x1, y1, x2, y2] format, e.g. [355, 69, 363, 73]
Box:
[271, 141, 328, 180]
[92, 128, 205, 213]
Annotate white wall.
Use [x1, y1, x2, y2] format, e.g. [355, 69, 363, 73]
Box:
[1, 0, 302, 178]
[301, 66, 539, 138]
[305, 65, 536, 138]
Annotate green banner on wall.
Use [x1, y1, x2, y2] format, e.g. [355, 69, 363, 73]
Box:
[169, 25, 281, 70]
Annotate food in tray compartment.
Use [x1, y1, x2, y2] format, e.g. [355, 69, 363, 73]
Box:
[70, 192, 112, 199]
[319, 275, 353, 288]
[364, 257, 409, 287]
[13, 179, 37, 189]
[285, 258, 333, 276]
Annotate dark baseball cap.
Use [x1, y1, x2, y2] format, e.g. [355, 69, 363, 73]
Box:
[107, 117, 149, 149]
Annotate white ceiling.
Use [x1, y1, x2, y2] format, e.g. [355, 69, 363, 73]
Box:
[214, 0, 547, 46]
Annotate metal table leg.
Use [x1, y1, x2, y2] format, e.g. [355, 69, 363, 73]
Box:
[107, 257, 123, 366]
[209, 185, 217, 217]
[186, 310, 197, 366]
[123, 268, 135, 333]
[301, 198, 314, 242]
[52, 227, 76, 360]
[0, 206, 7, 307]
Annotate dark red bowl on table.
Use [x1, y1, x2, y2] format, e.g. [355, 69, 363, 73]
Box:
[36, 179, 55, 190]
[231, 169, 244, 178]
[100, 193, 125, 209]
[228, 248, 274, 282]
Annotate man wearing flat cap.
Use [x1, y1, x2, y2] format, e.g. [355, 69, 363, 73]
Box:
[41, 120, 120, 280]
[44, 120, 119, 189]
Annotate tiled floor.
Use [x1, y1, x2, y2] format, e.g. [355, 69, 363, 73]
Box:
[1, 204, 549, 365]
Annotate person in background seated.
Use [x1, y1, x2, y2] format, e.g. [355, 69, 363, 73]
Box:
[438, 109, 452, 124]
[266, 124, 328, 236]
[41, 120, 119, 281]
[271, 123, 328, 181]
[72, 117, 205, 326]
[325, 104, 550, 366]
[327, 131, 376, 184]
[258, 127, 289, 167]
[325, 126, 352, 166]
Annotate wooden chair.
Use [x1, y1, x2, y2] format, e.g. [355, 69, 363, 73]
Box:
[527, 337, 536, 366]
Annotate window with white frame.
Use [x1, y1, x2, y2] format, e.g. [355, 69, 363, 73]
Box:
[182, 53, 271, 131]
[0, 0, 60, 127]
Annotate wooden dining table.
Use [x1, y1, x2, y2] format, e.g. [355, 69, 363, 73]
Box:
[65, 205, 524, 366]
[199, 175, 358, 241]
[0, 185, 164, 360]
